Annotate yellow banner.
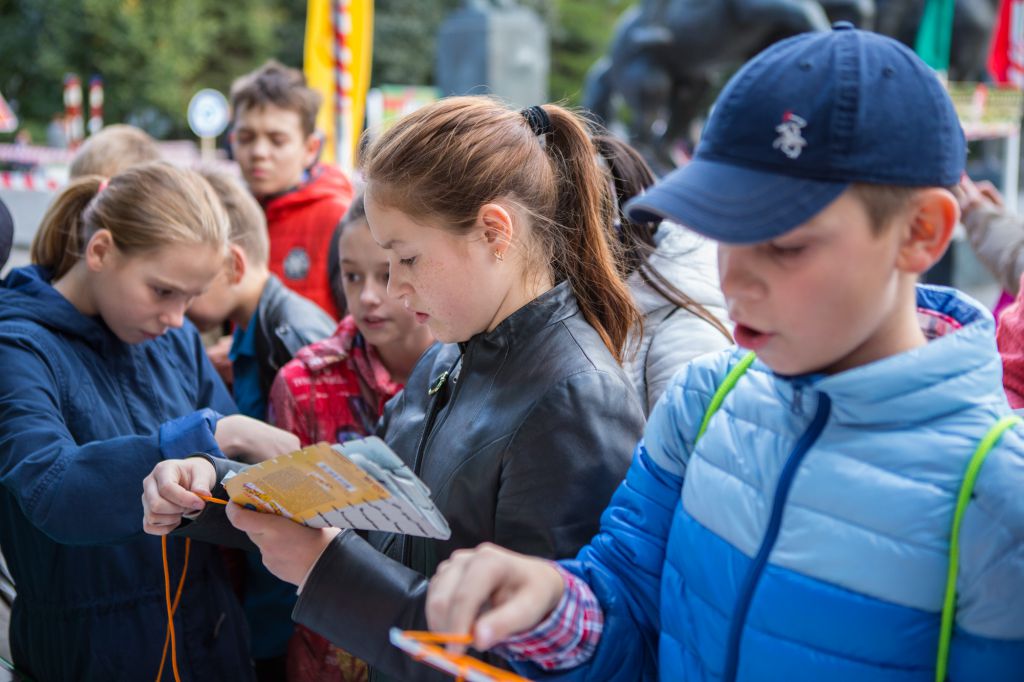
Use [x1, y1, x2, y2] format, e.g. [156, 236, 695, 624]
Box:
[304, 0, 374, 171]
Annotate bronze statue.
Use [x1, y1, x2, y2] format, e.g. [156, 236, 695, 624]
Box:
[586, 0, 994, 173]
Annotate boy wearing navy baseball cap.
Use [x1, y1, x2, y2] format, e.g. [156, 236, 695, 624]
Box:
[420, 24, 1024, 681]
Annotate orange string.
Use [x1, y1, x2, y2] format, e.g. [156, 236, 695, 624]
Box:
[402, 631, 473, 645]
[400, 631, 531, 681]
[156, 494, 219, 681]
[157, 536, 190, 682]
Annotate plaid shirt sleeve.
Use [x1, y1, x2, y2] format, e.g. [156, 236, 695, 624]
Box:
[492, 564, 604, 671]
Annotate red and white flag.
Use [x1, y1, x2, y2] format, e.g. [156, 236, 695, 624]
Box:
[989, 0, 1024, 88]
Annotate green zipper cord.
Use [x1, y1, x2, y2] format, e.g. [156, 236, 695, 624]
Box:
[935, 413, 1022, 681]
[696, 352, 757, 441]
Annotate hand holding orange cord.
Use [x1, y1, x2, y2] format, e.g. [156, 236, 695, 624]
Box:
[142, 457, 218, 536]
[425, 543, 565, 653]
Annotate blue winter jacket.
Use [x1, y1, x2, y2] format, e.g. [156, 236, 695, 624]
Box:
[0, 265, 254, 681]
[519, 286, 1024, 681]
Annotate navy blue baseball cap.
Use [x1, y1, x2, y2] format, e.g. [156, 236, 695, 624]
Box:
[625, 23, 966, 244]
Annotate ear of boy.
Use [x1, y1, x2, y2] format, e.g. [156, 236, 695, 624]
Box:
[302, 131, 322, 169]
[895, 189, 959, 275]
[228, 243, 247, 286]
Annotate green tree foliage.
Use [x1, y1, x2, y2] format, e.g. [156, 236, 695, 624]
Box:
[546, 0, 633, 104]
[0, 0, 281, 138]
[372, 0, 461, 86]
[0, 0, 631, 138]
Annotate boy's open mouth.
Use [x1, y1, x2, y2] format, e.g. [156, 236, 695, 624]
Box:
[733, 323, 774, 350]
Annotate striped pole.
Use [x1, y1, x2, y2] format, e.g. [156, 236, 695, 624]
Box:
[333, 0, 353, 173]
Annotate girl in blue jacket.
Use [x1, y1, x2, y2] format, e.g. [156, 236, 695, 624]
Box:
[0, 163, 299, 681]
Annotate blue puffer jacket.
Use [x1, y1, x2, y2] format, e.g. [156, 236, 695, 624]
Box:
[0, 265, 254, 681]
[522, 286, 1024, 681]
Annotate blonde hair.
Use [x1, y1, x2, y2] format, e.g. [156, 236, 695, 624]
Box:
[197, 167, 269, 266]
[363, 96, 640, 362]
[32, 162, 229, 280]
[68, 125, 161, 179]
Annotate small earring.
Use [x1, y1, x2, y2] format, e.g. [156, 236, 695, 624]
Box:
[494, 250, 504, 262]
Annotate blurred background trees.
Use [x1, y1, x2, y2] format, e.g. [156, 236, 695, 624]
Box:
[0, 0, 632, 139]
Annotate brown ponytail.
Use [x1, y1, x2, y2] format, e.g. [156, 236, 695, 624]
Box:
[31, 162, 229, 281]
[541, 106, 641, 361]
[362, 96, 640, 362]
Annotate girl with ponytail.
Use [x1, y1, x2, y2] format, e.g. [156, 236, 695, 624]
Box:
[143, 97, 647, 680]
[0, 162, 298, 681]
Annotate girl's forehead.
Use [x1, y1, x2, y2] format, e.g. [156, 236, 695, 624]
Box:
[135, 241, 223, 273]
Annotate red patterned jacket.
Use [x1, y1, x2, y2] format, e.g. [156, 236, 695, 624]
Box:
[268, 316, 401, 446]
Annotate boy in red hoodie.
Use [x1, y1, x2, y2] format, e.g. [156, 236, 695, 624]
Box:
[229, 60, 353, 319]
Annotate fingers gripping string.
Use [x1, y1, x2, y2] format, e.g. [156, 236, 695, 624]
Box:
[156, 495, 224, 682]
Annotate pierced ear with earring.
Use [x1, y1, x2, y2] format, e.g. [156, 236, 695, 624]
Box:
[494, 250, 504, 262]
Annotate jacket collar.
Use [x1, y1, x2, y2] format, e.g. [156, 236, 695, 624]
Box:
[255, 272, 286, 324]
[460, 280, 579, 356]
[760, 285, 1007, 425]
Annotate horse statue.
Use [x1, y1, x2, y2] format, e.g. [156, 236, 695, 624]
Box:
[585, 0, 993, 173]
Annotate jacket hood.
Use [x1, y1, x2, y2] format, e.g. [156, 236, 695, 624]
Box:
[0, 265, 118, 348]
[262, 164, 353, 213]
[627, 222, 725, 316]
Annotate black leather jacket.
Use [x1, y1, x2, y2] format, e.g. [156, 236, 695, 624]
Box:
[298, 282, 644, 680]
[180, 282, 645, 680]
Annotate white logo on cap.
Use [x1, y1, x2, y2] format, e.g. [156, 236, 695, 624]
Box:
[773, 112, 807, 159]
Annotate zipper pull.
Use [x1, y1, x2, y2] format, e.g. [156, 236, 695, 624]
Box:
[428, 371, 449, 396]
[792, 384, 804, 416]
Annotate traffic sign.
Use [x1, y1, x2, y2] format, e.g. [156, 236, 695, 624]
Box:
[187, 89, 230, 139]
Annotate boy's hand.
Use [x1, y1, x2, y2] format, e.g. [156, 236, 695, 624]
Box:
[225, 503, 340, 586]
[215, 414, 300, 463]
[425, 543, 566, 652]
[142, 458, 217, 535]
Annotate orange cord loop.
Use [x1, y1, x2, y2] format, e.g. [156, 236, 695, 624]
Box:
[156, 495, 222, 681]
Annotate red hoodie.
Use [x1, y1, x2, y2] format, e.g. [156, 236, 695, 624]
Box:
[262, 164, 353, 319]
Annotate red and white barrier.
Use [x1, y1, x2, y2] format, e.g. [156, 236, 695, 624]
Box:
[0, 144, 74, 166]
[0, 171, 62, 192]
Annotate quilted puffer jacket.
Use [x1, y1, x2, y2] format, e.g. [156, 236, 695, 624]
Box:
[624, 222, 731, 413]
[520, 285, 1024, 681]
